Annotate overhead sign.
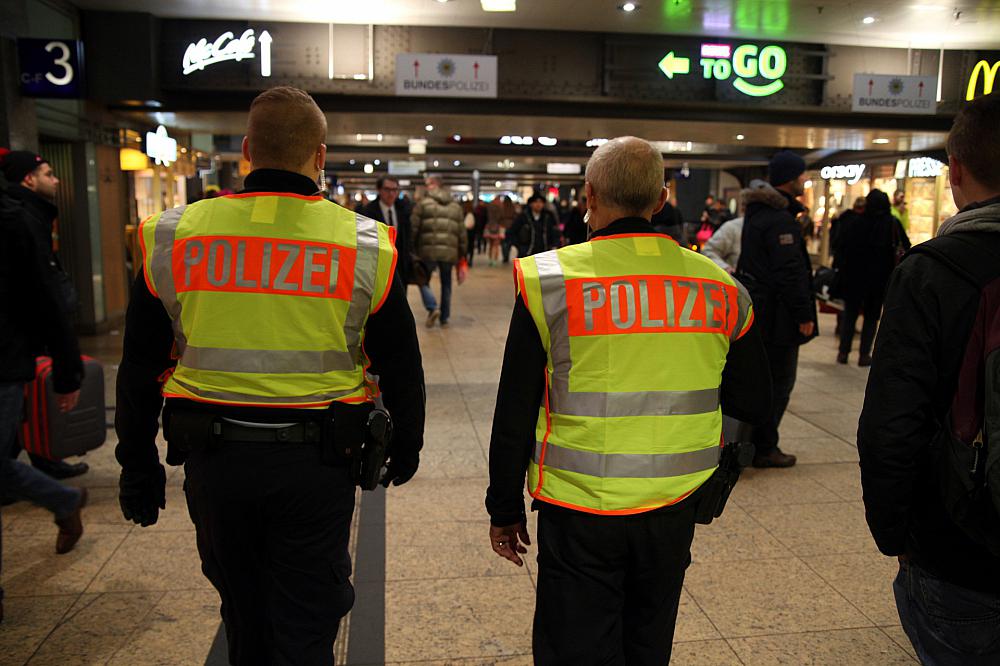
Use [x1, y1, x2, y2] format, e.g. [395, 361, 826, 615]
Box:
[146, 125, 178, 167]
[388, 160, 427, 176]
[182, 28, 272, 77]
[395, 53, 498, 98]
[908, 157, 944, 178]
[17, 38, 85, 98]
[547, 163, 582, 175]
[657, 42, 788, 98]
[820, 164, 866, 185]
[966, 60, 999, 100]
[852, 74, 938, 115]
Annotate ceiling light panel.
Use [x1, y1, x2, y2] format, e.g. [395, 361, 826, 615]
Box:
[481, 0, 516, 11]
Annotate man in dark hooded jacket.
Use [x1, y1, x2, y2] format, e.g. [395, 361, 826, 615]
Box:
[859, 91, 1000, 665]
[736, 153, 818, 469]
[832, 189, 909, 366]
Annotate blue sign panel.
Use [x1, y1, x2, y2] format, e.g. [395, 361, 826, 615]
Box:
[18, 38, 85, 98]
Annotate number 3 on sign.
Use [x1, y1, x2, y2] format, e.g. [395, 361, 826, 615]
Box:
[44, 41, 73, 86]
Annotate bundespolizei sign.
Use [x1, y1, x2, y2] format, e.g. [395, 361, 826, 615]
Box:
[395, 54, 498, 98]
[852, 74, 938, 115]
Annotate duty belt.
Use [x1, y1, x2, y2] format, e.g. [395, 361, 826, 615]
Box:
[216, 418, 323, 444]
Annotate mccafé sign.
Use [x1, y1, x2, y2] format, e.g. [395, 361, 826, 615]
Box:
[966, 59, 999, 101]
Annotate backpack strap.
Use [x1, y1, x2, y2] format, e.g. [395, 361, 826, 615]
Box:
[907, 232, 1000, 289]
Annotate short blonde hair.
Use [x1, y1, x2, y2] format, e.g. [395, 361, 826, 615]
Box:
[247, 87, 327, 170]
[585, 136, 664, 215]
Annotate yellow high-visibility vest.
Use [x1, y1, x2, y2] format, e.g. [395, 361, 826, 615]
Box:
[140, 191, 397, 408]
[514, 232, 754, 514]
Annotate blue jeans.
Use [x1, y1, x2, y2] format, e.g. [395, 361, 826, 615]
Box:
[894, 561, 1000, 665]
[419, 261, 453, 324]
[0, 381, 83, 600]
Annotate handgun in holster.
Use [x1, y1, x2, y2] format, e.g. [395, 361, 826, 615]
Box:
[694, 440, 756, 525]
[324, 402, 393, 490]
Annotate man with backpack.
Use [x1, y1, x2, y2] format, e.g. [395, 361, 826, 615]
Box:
[858, 91, 1000, 665]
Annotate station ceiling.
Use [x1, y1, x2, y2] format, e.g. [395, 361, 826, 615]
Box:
[74, 0, 1000, 49]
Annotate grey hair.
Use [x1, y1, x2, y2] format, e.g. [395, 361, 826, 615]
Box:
[585, 136, 665, 215]
[423, 173, 443, 184]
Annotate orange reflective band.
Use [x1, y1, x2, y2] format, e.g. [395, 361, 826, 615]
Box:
[171, 235, 357, 300]
[138, 214, 158, 299]
[565, 275, 738, 337]
[737, 309, 755, 339]
[372, 228, 399, 314]
[530, 486, 698, 516]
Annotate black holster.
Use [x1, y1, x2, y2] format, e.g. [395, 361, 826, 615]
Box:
[325, 402, 393, 490]
[694, 440, 756, 525]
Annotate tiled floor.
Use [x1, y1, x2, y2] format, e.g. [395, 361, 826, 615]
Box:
[0, 258, 918, 664]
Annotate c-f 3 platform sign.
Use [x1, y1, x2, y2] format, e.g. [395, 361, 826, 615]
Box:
[966, 59, 999, 101]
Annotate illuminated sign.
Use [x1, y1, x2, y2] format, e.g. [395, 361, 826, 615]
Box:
[852, 74, 937, 115]
[820, 164, 867, 185]
[145, 125, 178, 167]
[908, 157, 944, 178]
[17, 39, 85, 98]
[182, 28, 272, 77]
[966, 60, 999, 100]
[658, 42, 787, 98]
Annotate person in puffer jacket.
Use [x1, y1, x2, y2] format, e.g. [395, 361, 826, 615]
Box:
[411, 174, 468, 327]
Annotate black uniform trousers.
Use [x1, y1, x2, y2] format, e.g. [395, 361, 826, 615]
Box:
[184, 439, 356, 666]
[838, 292, 883, 358]
[533, 499, 698, 665]
[755, 343, 799, 455]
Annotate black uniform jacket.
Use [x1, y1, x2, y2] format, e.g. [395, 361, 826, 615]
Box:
[115, 169, 425, 474]
[0, 185, 82, 392]
[737, 184, 817, 346]
[359, 198, 414, 285]
[486, 218, 773, 527]
[858, 195, 1000, 594]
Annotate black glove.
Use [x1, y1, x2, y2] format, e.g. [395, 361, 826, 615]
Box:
[119, 464, 166, 526]
[381, 451, 418, 487]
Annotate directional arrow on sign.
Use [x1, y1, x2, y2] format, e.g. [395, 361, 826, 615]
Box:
[258, 30, 272, 77]
[657, 51, 690, 79]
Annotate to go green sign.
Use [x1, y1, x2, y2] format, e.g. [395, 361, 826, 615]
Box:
[701, 44, 786, 97]
[658, 43, 788, 98]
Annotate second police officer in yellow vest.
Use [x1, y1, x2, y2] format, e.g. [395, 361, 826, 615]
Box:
[114, 87, 425, 664]
[487, 137, 772, 664]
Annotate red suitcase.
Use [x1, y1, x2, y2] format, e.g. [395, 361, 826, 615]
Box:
[21, 356, 107, 460]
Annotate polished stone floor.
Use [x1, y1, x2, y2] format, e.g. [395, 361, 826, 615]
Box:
[0, 258, 918, 664]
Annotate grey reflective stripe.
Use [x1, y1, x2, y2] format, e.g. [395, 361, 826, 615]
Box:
[182, 345, 356, 374]
[555, 387, 720, 418]
[149, 206, 189, 353]
[534, 252, 574, 410]
[149, 205, 187, 320]
[731, 278, 753, 342]
[534, 440, 720, 479]
[344, 214, 380, 361]
[170, 375, 363, 405]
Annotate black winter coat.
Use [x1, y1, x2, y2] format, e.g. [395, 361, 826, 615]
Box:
[858, 196, 1000, 593]
[359, 198, 414, 285]
[832, 190, 909, 303]
[0, 185, 82, 392]
[736, 181, 817, 346]
[510, 209, 559, 257]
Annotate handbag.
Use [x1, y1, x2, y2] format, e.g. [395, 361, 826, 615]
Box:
[408, 253, 430, 287]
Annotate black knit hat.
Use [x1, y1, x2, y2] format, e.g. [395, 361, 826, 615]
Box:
[0, 150, 48, 184]
[768, 150, 806, 187]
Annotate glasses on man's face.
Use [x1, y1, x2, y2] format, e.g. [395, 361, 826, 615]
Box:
[382, 187, 400, 193]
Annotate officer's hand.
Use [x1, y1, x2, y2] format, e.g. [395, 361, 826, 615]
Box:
[799, 321, 815, 337]
[380, 452, 419, 487]
[490, 522, 531, 567]
[55, 390, 80, 413]
[119, 464, 167, 527]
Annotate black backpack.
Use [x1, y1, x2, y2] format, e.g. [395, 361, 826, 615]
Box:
[911, 232, 1000, 556]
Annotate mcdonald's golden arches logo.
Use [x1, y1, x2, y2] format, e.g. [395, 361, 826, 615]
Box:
[966, 60, 1000, 101]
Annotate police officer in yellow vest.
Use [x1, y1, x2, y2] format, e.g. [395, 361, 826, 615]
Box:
[114, 87, 425, 664]
[487, 137, 771, 664]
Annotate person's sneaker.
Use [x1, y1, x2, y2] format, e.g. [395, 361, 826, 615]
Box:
[752, 448, 797, 468]
[440, 320, 450, 328]
[55, 488, 87, 555]
[425, 310, 440, 328]
[858, 354, 873, 367]
[836, 352, 848, 365]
